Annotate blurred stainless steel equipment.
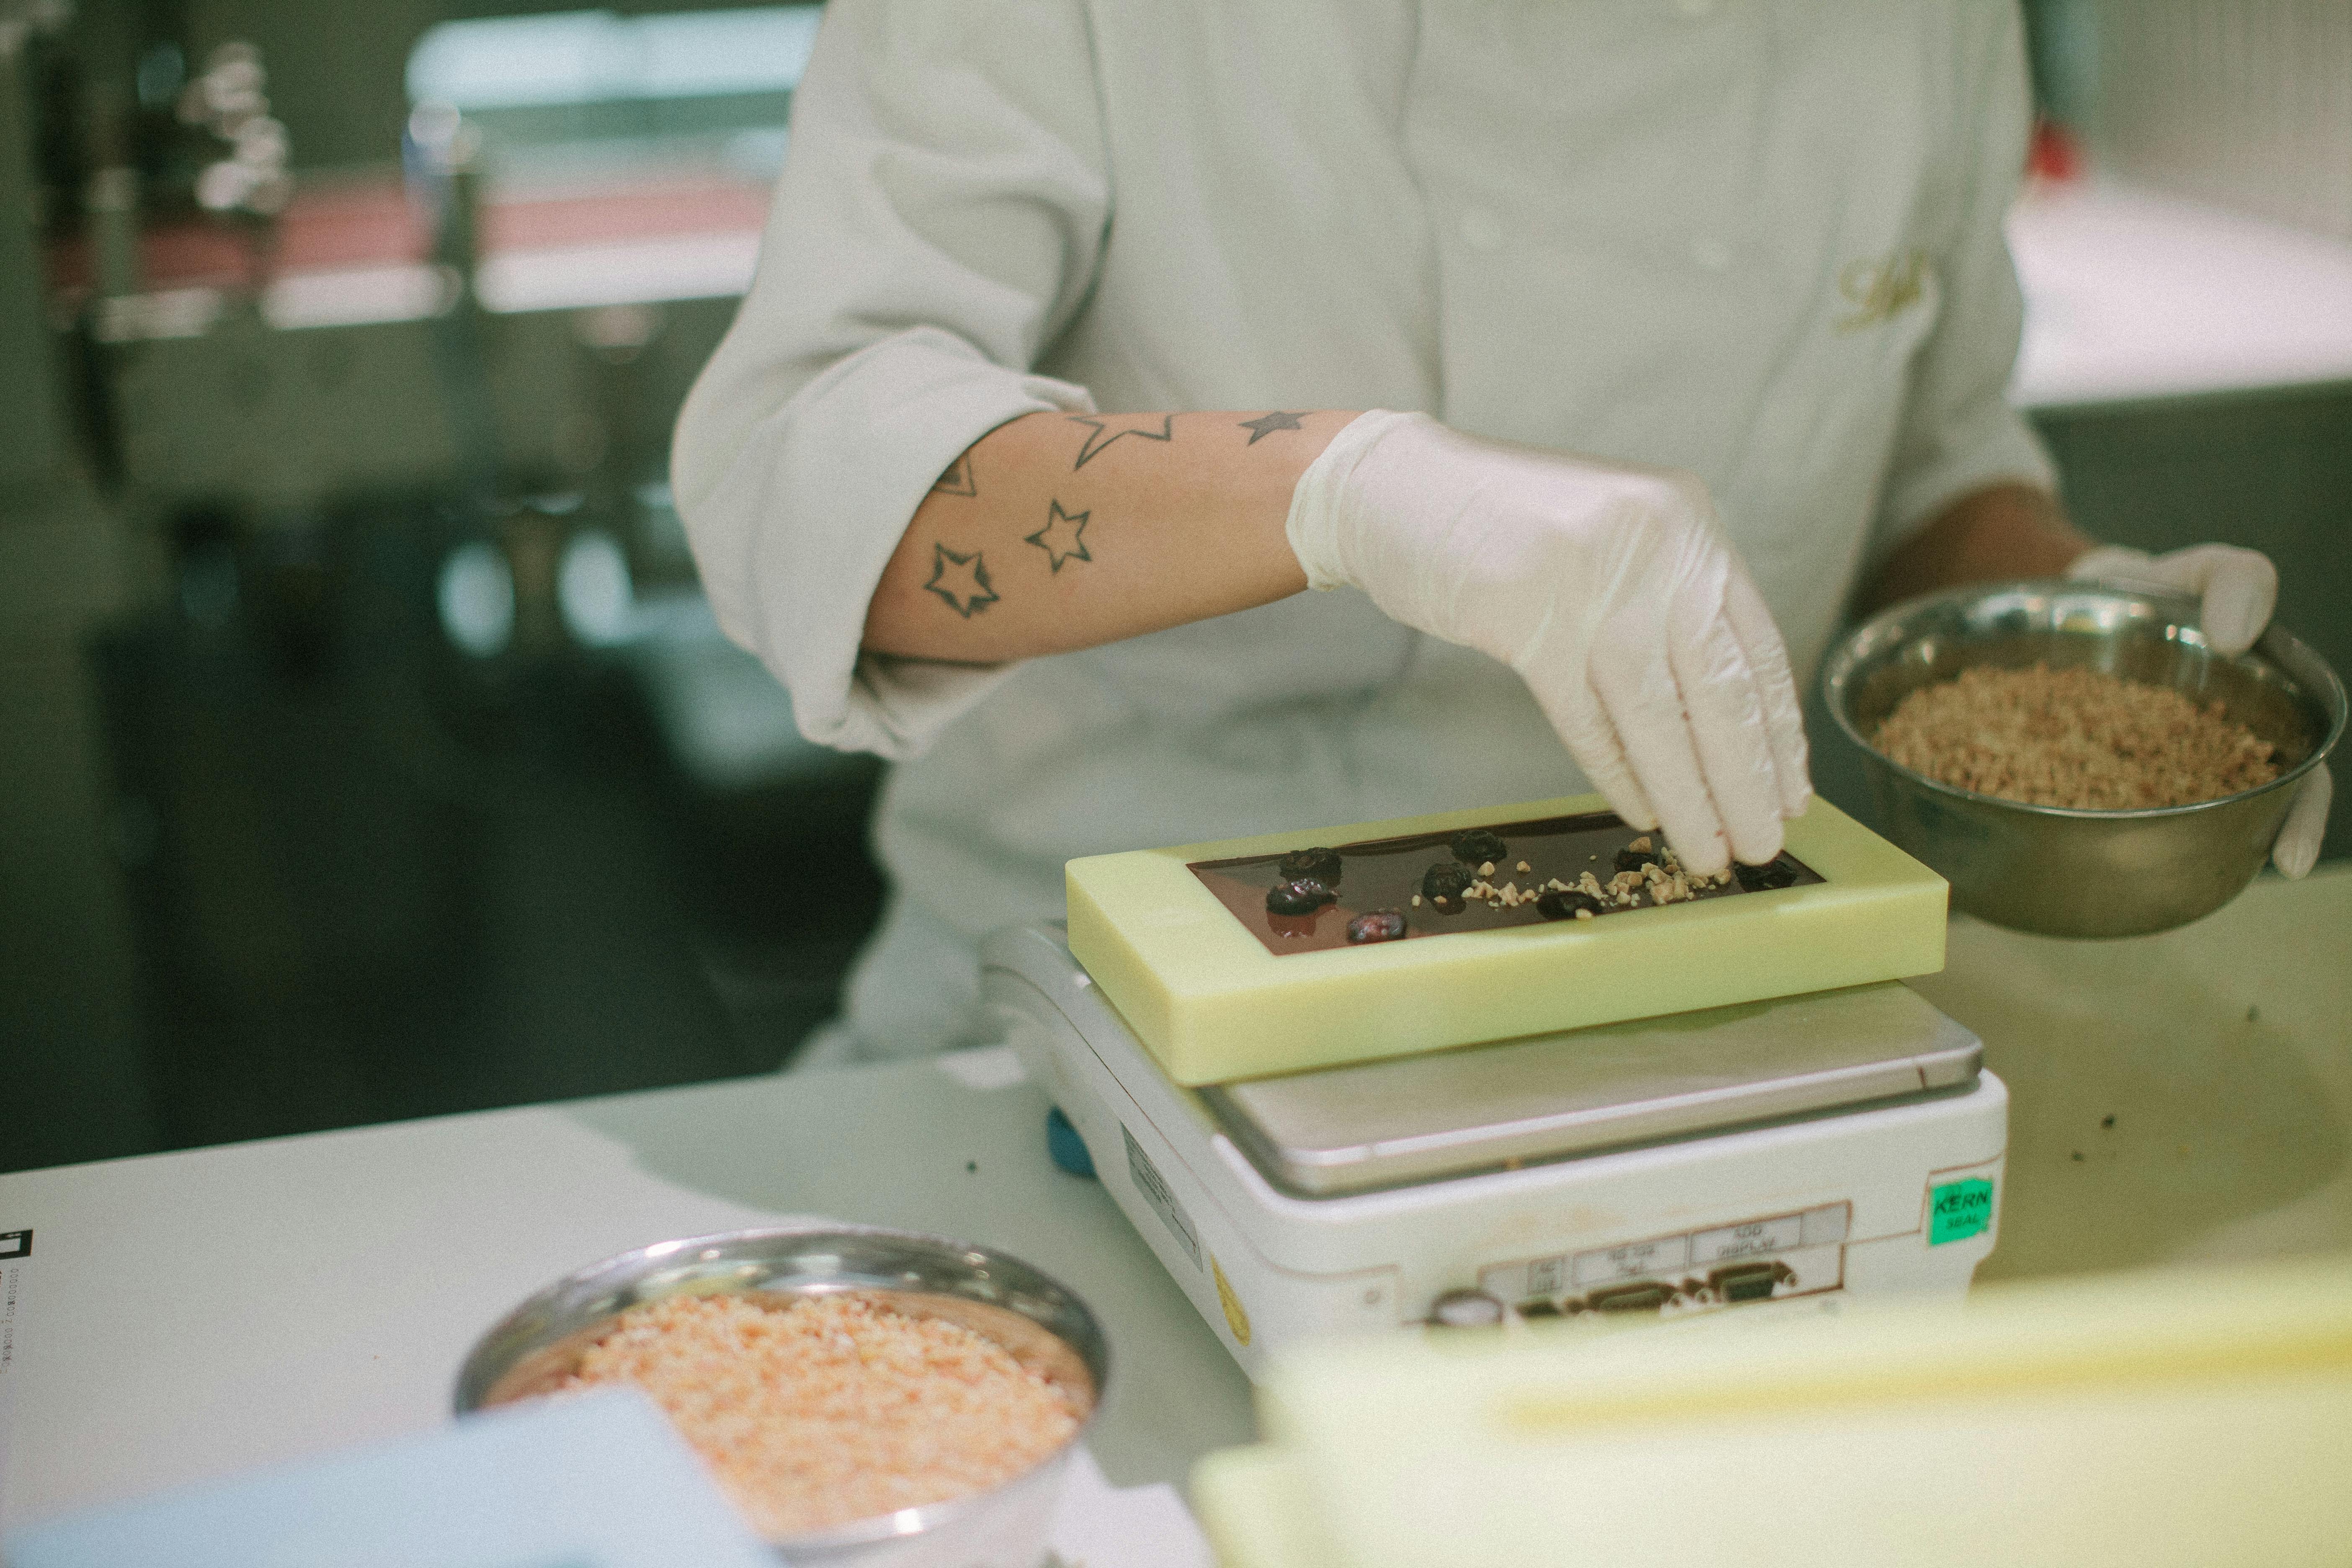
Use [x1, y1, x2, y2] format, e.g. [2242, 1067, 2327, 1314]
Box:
[1824, 581, 2345, 939]
[454, 1225, 1108, 1567]
[2, 0, 160, 1169]
[0, 0, 70, 489]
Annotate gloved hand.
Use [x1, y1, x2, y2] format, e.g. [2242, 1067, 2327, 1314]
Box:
[2068, 542, 2331, 878]
[1287, 410, 1810, 877]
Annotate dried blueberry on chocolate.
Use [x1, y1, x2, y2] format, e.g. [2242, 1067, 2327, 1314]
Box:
[1733, 857, 1800, 892]
[1266, 878, 1338, 915]
[1278, 846, 1343, 884]
[1449, 829, 1507, 865]
[1345, 909, 1408, 944]
[1613, 845, 1656, 874]
[1421, 862, 1471, 904]
[1536, 888, 1603, 921]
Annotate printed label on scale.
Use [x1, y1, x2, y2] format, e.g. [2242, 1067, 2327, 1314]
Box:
[1929, 1177, 1994, 1245]
[1692, 1215, 1804, 1264]
[1482, 1203, 1851, 1302]
[1122, 1126, 1202, 1269]
[1573, 1234, 1690, 1287]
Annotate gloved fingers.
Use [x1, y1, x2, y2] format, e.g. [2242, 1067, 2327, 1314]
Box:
[2272, 759, 2331, 880]
[2176, 545, 2277, 659]
[1721, 570, 1813, 819]
[2071, 542, 2278, 658]
[1588, 619, 1733, 877]
[1667, 591, 1788, 867]
[2063, 543, 2153, 588]
[1526, 669, 1661, 835]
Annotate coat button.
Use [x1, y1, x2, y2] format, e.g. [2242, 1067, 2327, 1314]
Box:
[1460, 207, 1506, 253]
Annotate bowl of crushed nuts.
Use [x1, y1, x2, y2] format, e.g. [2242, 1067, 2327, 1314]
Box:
[1823, 580, 2342, 939]
[455, 1225, 1106, 1566]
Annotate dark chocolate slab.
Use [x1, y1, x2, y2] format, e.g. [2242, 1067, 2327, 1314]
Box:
[1187, 811, 1821, 957]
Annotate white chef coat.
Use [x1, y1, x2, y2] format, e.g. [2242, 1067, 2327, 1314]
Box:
[673, 0, 2055, 1064]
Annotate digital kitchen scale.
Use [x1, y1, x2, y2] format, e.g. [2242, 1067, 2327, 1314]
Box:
[982, 924, 2007, 1379]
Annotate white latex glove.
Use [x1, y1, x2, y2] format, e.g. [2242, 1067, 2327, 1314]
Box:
[2068, 542, 2331, 878]
[1287, 410, 1811, 876]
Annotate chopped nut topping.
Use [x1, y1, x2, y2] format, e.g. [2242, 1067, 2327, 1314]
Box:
[1874, 663, 2278, 809]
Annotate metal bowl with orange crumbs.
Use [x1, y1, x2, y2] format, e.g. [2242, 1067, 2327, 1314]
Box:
[455, 1226, 1108, 1565]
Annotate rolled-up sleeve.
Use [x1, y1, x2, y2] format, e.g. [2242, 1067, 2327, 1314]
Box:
[1868, 4, 2056, 566]
[671, 0, 1109, 759]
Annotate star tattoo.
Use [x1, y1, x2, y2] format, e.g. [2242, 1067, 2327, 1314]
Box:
[1237, 410, 1307, 444]
[931, 452, 977, 496]
[1025, 500, 1091, 571]
[923, 542, 998, 618]
[1069, 413, 1175, 470]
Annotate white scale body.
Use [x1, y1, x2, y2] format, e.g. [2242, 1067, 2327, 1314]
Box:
[982, 924, 2007, 1380]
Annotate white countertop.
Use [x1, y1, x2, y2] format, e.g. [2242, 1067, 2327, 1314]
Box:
[2008, 181, 2352, 409]
[3, 866, 2347, 1537]
[0, 1048, 1257, 1534]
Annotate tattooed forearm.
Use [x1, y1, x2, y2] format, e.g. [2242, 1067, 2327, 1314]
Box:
[1069, 413, 1176, 470]
[866, 407, 1352, 663]
[923, 542, 999, 617]
[1025, 500, 1091, 571]
[1237, 411, 1308, 444]
[931, 452, 978, 496]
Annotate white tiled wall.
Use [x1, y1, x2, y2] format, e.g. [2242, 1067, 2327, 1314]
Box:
[2095, 0, 2352, 241]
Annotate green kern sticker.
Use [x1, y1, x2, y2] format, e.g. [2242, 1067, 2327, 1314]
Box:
[1929, 1177, 1994, 1245]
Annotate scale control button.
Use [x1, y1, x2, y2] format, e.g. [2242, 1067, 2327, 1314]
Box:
[1429, 1289, 1505, 1328]
[1044, 1106, 1096, 1179]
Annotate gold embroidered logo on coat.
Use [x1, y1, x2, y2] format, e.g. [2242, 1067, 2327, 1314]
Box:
[1836, 248, 1930, 332]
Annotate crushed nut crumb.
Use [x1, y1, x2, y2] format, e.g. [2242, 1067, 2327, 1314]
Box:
[557, 1292, 1083, 1541]
[1874, 663, 2277, 809]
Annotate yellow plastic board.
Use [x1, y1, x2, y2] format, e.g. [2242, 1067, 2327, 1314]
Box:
[1066, 795, 1946, 1086]
[1190, 1445, 1339, 1568]
[1191, 1255, 2352, 1568]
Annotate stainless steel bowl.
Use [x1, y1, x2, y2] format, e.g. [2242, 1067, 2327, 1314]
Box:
[455, 1225, 1109, 1567]
[1823, 580, 2343, 939]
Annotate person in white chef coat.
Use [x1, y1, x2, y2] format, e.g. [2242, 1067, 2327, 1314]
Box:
[675, 0, 2331, 1067]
